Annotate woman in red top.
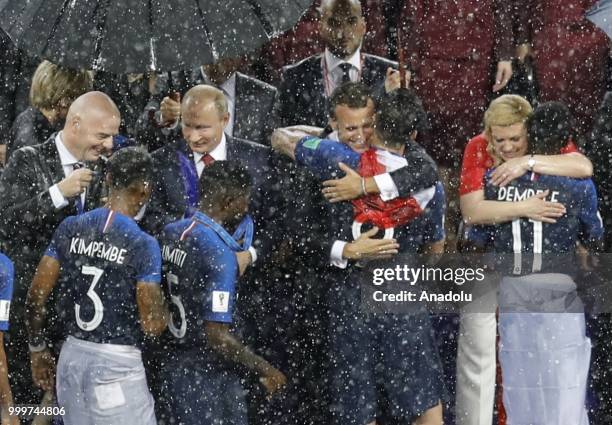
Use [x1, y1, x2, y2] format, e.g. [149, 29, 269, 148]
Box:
[455, 94, 593, 425]
[460, 95, 592, 226]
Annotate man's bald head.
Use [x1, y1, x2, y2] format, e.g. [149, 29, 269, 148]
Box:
[320, 0, 362, 15]
[63, 91, 120, 162]
[182, 85, 228, 118]
[65, 91, 120, 126]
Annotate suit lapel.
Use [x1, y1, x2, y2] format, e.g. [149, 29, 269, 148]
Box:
[225, 135, 239, 161]
[40, 137, 65, 185]
[233, 74, 247, 139]
[39, 136, 80, 215]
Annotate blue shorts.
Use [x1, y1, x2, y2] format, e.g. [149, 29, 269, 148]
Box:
[158, 355, 247, 425]
[327, 276, 445, 424]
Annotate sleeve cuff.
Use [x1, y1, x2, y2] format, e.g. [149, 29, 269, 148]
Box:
[49, 184, 68, 209]
[374, 173, 399, 201]
[248, 246, 257, 264]
[330, 240, 348, 269]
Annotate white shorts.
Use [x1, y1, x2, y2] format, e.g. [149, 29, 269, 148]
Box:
[56, 336, 157, 425]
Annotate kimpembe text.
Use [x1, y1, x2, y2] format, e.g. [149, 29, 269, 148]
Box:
[370, 264, 486, 303]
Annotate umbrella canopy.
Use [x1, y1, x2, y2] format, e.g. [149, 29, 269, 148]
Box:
[0, 0, 310, 73]
[587, 0, 612, 39]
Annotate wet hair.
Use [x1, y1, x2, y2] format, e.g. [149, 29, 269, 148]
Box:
[329, 82, 373, 119]
[527, 101, 574, 156]
[483, 95, 532, 135]
[199, 161, 252, 207]
[182, 85, 228, 117]
[30, 60, 92, 111]
[320, 0, 362, 14]
[107, 147, 152, 190]
[374, 88, 426, 148]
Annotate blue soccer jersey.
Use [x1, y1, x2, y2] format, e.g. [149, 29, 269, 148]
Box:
[295, 136, 445, 252]
[0, 253, 13, 331]
[45, 208, 161, 346]
[484, 171, 603, 254]
[295, 136, 360, 180]
[158, 212, 239, 354]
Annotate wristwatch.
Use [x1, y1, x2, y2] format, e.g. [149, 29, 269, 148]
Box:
[527, 155, 536, 172]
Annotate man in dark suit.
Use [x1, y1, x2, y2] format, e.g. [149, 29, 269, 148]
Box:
[141, 84, 283, 423]
[136, 57, 277, 150]
[274, 0, 398, 129]
[142, 84, 280, 273]
[0, 91, 118, 405]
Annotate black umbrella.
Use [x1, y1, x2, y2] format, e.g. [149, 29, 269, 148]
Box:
[0, 0, 310, 73]
[587, 0, 612, 39]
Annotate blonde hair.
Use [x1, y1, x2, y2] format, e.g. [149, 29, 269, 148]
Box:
[483, 95, 532, 165]
[29, 60, 92, 111]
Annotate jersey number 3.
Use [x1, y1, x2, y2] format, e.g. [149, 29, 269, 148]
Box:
[75, 266, 104, 331]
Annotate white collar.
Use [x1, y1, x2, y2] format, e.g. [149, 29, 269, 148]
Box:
[324, 47, 362, 73]
[54, 132, 81, 166]
[193, 133, 228, 162]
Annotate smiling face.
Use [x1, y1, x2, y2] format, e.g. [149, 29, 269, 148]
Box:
[490, 122, 529, 162]
[66, 109, 119, 162]
[332, 99, 375, 153]
[181, 100, 229, 155]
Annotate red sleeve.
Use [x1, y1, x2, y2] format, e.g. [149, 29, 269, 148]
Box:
[560, 140, 578, 154]
[460, 135, 493, 195]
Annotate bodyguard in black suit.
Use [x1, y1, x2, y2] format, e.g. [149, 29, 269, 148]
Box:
[0, 91, 119, 405]
[137, 59, 277, 149]
[274, 0, 397, 129]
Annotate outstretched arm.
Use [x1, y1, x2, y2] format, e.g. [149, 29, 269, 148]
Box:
[460, 189, 566, 225]
[271, 126, 323, 160]
[490, 152, 592, 187]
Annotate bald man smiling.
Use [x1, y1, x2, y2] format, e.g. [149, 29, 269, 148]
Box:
[0, 90, 119, 406]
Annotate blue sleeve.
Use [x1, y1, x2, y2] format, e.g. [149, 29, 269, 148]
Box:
[44, 218, 72, 261]
[423, 183, 446, 243]
[578, 179, 604, 244]
[135, 235, 162, 284]
[294, 137, 360, 181]
[201, 236, 239, 324]
[0, 254, 13, 331]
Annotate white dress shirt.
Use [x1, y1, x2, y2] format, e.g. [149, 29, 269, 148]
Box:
[324, 47, 362, 94]
[49, 132, 85, 209]
[193, 133, 228, 178]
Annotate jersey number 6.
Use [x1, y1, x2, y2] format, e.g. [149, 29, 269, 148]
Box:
[167, 273, 187, 338]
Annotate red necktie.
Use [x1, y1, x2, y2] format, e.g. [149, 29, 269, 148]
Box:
[201, 154, 215, 166]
